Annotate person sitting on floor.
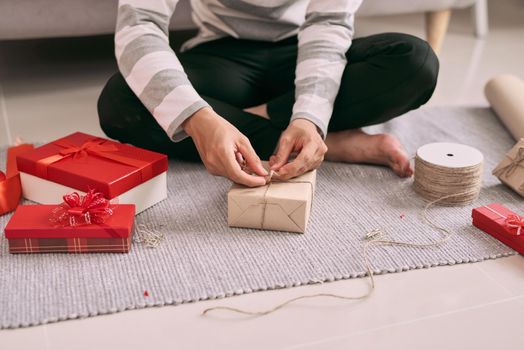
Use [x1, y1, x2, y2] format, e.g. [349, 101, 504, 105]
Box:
[98, 0, 439, 187]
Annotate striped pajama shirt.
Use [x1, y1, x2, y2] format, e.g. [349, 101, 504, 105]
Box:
[114, 0, 362, 141]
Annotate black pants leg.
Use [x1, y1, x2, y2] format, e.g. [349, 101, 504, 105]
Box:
[266, 33, 439, 131]
[98, 33, 438, 161]
[98, 38, 287, 161]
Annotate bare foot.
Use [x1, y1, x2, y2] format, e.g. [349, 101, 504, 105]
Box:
[325, 129, 413, 177]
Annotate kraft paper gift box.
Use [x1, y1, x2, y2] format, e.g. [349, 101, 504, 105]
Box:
[5, 202, 135, 254]
[16, 132, 168, 214]
[228, 168, 316, 233]
[493, 139, 524, 197]
[472, 203, 524, 255]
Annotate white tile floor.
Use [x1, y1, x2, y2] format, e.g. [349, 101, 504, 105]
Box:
[1, 1, 524, 349]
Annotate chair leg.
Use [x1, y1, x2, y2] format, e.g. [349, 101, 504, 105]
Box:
[473, 0, 489, 37]
[425, 9, 451, 54]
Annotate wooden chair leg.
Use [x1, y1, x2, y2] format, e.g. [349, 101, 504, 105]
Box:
[473, 0, 489, 38]
[425, 9, 451, 54]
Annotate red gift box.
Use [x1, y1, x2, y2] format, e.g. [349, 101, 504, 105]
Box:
[0, 144, 34, 215]
[16, 132, 168, 213]
[5, 204, 135, 254]
[472, 203, 524, 254]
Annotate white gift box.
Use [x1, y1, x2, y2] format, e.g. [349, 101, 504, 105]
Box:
[19, 171, 167, 214]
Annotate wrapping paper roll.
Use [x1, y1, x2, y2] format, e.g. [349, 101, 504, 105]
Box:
[485, 75, 524, 140]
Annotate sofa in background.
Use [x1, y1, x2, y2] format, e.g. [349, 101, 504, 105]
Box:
[0, 0, 488, 53]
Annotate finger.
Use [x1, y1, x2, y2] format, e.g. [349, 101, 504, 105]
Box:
[310, 155, 323, 171]
[224, 153, 266, 187]
[269, 155, 278, 167]
[235, 151, 245, 166]
[271, 136, 294, 171]
[279, 142, 317, 179]
[237, 140, 267, 177]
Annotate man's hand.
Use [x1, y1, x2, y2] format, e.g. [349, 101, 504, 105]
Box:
[183, 107, 267, 187]
[269, 119, 327, 180]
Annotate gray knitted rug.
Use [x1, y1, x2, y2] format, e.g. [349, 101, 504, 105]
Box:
[0, 107, 519, 329]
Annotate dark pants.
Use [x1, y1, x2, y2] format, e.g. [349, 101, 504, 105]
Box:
[98, 33, 439, 161]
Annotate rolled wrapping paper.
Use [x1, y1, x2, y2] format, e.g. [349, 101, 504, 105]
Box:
[414, 142, 484, 205]
[485, 75, 524, 140]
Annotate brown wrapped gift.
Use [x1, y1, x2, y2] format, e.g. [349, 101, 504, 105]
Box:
[493, 138, 524, 196]
[227, 168, 316, 233]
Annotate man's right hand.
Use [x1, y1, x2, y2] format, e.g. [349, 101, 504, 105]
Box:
[183, 107, 267, 187]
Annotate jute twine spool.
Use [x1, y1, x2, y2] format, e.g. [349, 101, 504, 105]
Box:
[202, 143, 484, 317]
[413, 143, 484, 205]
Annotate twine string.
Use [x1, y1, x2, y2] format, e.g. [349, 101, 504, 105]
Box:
[259, 170, 276, 229]
[201, 193, 468, 317]
[257, 170, 314, 230]
[493, 147, 524, 178]
[134, 223, 165, 248]
[202, 149, 483, 317]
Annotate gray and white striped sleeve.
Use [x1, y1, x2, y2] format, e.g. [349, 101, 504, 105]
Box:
[115, 0, 209, 142]
[292, 0, 362, 138]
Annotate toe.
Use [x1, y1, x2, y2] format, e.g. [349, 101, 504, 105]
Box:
[404, 162, 414, 177]
[386, 146, 411, 178]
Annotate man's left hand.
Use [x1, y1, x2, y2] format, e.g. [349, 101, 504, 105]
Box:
[269, 119, 328, 180]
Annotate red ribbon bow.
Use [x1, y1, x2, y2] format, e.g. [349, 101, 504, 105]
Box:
[58, 140, 119, 159]
[505, 214, 524, 236]
[50, 189, 114, 227]
[34, 136, 153, 183]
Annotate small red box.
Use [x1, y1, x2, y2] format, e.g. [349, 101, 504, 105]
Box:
[4, 204, 135, 254]
[472, 203, 524, 255]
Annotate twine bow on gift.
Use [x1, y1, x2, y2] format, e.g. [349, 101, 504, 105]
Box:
[50, 189, 114, 227]
[483, 205, 524, 236]
[258, 170, 277, 229]
[493, 147, 524, 178]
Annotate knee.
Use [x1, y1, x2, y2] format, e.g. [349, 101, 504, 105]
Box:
[97, 72, 133, 138]
[394, 33, 439, 98]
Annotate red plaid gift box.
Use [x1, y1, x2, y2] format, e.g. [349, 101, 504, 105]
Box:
[4, 200, 135, 254]
[472, 203, 524, 254]
[16, 132, 168, 214]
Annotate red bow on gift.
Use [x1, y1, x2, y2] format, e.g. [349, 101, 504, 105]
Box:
[505, 214, 524, 236]
[50, 189, 114, 227]
[58, 139, 118, 159]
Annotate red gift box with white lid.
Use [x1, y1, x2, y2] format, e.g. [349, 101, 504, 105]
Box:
[16, 132, 168, 214]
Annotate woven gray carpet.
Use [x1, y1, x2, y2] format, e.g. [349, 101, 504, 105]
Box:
[0, 107, 520, 329]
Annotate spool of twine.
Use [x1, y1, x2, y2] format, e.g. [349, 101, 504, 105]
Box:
[413, 143, 484, 205]
[202, 143, 485, 317]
